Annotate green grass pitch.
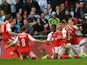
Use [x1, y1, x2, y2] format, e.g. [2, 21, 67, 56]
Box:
[0, 59, 87, 65]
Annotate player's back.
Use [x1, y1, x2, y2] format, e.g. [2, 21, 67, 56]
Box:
[18, 33, 29, 48]
[1, 21, 11, 41]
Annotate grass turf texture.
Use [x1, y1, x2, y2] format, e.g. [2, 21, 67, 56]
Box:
[0, 59, 87, 65]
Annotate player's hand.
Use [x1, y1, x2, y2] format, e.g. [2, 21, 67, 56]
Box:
[5, 46, 9, 49]
[43, 40, 47, 43]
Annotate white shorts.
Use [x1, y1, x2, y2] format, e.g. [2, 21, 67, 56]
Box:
[52, 47, 61, 54]
[29, 51, 37, 58]
[72, 45, 80, 54]
[59, 43, 73, 55]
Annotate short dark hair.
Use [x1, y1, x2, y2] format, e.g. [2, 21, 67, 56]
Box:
[68, 18, 74, 22]
[60, 20, 65, 24]
[5, 14, 13, 20]
[20, 26, 27, 32]
[51, 24, 56, 28]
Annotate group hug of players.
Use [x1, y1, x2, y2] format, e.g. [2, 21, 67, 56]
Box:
[0, 14, 87, 60]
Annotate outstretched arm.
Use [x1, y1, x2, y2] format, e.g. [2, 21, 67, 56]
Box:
[6, 36, 18, 49]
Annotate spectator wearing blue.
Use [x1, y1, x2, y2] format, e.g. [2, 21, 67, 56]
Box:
[15, 13, 23, 33]
[0, 10, 5, 23]
[30, 7, 40, 18]
[47, 4, 52, 16]
[0, 0, 2, 4]
[38, 0, 48, 12]
[43, 9, 50, 20]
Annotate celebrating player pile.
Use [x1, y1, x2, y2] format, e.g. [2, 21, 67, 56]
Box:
[6, 26, 46, 60]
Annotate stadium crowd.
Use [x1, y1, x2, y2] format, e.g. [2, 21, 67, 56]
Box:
[0, 0, 87, 60]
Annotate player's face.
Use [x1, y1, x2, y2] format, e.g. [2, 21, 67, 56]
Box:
[68, 20, 74, 26]
[57, 23, 64, 30]
[9, 17, 13, 23]
[51, 26, 56, 32]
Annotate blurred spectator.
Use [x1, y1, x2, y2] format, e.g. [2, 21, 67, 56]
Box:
[0, 0, 11, 14]
[48, 11, 60, 28]
[59, 3, 65, 20]
[62, 9, 72, 21]
[55, 5, 62, 19]
[32, 18, 44, 35]
[11, 18, 17, 32]
[76, 1, 87, 24]
[38, 0, 48, 12]
[65, 0, 79, 8]
[23, 19, 32, 34]
[40, 13, 49, 34]
[15, 13, 23, 32]
[83, 0, 87, 3]
[24, 0, 40, 15]
[15, 0, 23, 14]
[74, 2, 80, 18]
[60, 3, 65, 12]
[47, 4, 52, 16]
[7, 0, 16, 4]
[0, 0, 2, 4]
[40, 13, 48, 28]
[31, 7, 40, 18]
[70, 6, 75, 17]
[7, 0, 16, 17]
[47, 0, 64, 11]
[0, 10, 5, 23]
[28, 11, 37, 26]
[43, 9, 50, 20]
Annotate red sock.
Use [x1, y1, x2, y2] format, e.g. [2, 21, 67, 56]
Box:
[32, 56, 37, 60]
[47, 56, 51, 59]
[74, 55, 79, 59]
[60, 55, 69, 59]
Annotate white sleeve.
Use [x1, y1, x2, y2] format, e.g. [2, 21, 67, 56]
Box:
[62, 28, 67, 38]
[28, 34, 36, 41]
[47, 32, 52, 41]
[13, 36, 18, 44]
[7, 23, 11, 32]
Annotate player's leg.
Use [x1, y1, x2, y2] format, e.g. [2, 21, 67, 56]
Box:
[52, 47, 60, 59]
[0, 44, 2, 58]
[79, 38, 87, 46]
[72, 45, 80, 55]
[29, 51, 37, 60]
[79, 39, 87, 54]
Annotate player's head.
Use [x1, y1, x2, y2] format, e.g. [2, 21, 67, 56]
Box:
[20, 26, 27, 32]
[57, 21, 65, 30]
[6, 14, 13, 23]
[68, 18, 74, 26]
[51, 24, 56, 32]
